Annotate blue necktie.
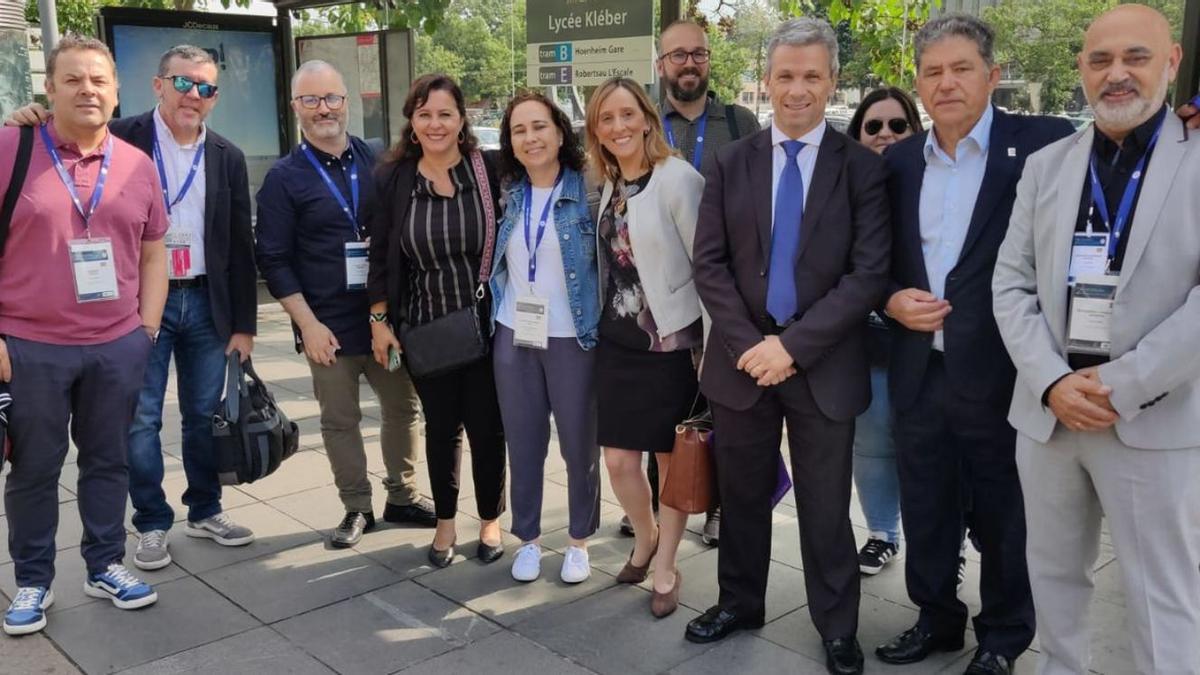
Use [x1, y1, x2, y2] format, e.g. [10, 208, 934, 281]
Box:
[767, 140, 805, 325]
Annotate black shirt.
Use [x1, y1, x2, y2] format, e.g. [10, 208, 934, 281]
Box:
[255, 135, 377, 355]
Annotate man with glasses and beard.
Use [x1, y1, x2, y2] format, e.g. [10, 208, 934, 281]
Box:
[993, 5, 1200, 673]
[633, 19, 759, 547]
[255, 61, 434, 549]
[5, 44, 259, 571]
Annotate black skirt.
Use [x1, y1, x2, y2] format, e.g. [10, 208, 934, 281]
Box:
[596, 340, 699, 453]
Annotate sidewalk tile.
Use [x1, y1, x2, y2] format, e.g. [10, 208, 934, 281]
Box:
[674, 548, 807, 622]
[167, 502, 321, 575]
[120, 627, 333, 675]
[392, 631, 594, 675]
[668, 633, 827, 675]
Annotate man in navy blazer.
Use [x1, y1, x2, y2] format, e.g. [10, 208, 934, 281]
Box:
[875, 16, 1073, 675]
[6, 45, 259, 569]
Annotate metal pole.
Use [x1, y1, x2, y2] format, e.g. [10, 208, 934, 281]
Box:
[1177, 0, 1199, 106]
[36, 0, 56, 49]
[659, 0, 683, 28]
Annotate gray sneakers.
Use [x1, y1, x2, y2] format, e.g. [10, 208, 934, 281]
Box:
[185, 512, 255, 547]
[134, 530, 171, 571]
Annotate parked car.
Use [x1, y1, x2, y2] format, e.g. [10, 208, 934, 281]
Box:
[475, 126, 501, 150]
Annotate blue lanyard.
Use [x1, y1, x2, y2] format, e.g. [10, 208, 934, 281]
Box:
[152, 133, 205, 216]
[301, 141, 360, 236]
[1087, 120, 1163, 260]
[40, 123, 113, 235]
[523, 170, 563, 284]
[663, 111, 708, 171]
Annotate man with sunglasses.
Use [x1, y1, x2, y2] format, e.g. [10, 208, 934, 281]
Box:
[255, 60, 434, 549]
[6, 44, 258, 571]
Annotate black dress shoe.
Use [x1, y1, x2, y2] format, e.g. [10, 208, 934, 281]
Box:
[824, 637, 864, 675]
[963, 649, 1014, 675]
[383, 497, 437, 527]
[330, 512, 375, 548]
[684, 605, 764, 644]
[875, 624, 964, 664]
[428, 540, 455, 568]
[476, 540, 504, 564]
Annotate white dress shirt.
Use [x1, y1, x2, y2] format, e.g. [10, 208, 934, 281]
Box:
[919, 104, 993, 351]
[496, 182, 576, 338]
[770, 119, 826, 230]
[153, 106, 208, 277]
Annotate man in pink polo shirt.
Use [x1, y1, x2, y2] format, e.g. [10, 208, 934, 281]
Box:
[0, 35, 168, 637]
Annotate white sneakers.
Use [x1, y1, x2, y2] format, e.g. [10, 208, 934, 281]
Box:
[510, 543, 591, 584]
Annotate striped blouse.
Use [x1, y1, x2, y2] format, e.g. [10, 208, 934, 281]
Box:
[399, 160, 488, 326]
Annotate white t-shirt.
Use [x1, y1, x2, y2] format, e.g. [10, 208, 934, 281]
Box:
[497, 184, 577, 338]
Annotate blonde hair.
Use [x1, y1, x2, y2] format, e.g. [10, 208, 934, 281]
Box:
[584, 77, 675, 184]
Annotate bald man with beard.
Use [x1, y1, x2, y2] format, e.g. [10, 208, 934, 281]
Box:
[992, 5, 1200, 673]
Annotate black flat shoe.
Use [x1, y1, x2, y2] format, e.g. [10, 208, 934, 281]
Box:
[823, 636, 864, 675]
[684, 605, 764, 644]
[383, 498, 437, 527]
[428, 540, 455, 568]
[330, 512, 375, 548]
[963, 649, 1015, 675]
[476, 540, 504, 564]
[875, 624, 964, 664]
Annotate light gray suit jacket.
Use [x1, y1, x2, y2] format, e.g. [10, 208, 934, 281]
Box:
[993, 113, 1200, 449]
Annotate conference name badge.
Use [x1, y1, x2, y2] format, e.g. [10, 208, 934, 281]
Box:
[344, 241, 369, 291]
[165, 229, 193, 280]
[1068, 233, 1109, 285]
[1066, 275, 1117, 356]
[69, 238, 119, 303]
[513, 294, 549, 350]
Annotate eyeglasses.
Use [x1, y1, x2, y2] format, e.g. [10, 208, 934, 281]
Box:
[660, 49, 711, 65]
[863, 118, 910, 136]
[293, 94, 347, 110]
[161, 75, 218, 99]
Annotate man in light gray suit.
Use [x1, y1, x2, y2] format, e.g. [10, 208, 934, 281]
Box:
[992, 5, 1200, 674]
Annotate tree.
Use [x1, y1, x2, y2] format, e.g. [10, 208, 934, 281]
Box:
[705, 21, 753, 105]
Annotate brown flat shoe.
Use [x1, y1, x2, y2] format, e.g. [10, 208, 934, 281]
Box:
[616, 530, 659, 584]
[651, 568, 682, 618]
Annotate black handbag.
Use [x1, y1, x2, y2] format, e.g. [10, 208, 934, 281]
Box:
[211, 352, 299, 485]
[398, 150, 498, 379]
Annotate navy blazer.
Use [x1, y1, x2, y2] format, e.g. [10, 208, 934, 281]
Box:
[882, 109, 1073, 411]
[109, 110, 257, 339]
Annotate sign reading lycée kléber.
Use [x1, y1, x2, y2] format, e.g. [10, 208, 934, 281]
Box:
[526, 0, 654, 87]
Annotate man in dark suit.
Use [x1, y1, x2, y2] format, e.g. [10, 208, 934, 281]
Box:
[874, 15, 1074, 675]
[6, 44, 258, 569]
[687, 18, 891, 675]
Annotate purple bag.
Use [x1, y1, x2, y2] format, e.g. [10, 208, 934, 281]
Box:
[771, 452, 792, 508]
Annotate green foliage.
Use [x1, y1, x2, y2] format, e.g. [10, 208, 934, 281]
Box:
[706, 21, 752, 104]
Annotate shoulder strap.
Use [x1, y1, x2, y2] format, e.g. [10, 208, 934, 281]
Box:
[0, 126, 35, 254]
[725, 105, 741, 141]
[467, 149, 497, 292]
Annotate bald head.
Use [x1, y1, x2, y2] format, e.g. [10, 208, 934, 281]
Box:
[1080, 4, 1180, 137]
[290, 59, 346, 97]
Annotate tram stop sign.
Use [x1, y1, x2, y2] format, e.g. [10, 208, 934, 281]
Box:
[525, 0, 655, 87]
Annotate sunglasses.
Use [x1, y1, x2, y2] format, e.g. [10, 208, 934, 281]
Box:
[660, 49, 711, 65]
[863, 118, 909, 136]
[293, 94, 347, 110]
[161, 75, 218, 99]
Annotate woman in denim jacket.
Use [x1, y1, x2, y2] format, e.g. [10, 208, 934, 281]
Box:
[489, 91, 602, 585]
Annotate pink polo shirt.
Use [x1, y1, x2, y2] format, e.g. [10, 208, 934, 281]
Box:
[0, 121, 168, 345]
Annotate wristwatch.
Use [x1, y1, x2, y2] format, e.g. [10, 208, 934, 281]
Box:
[369, 312, 389, 324]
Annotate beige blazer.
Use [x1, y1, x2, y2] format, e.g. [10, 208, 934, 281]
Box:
[993, 113, 1200, 449]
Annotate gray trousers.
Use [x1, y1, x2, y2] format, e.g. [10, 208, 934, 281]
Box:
[1016, 427, 1200, 675]
[493, 325, 600, 542]
[4, 328, 152, 586]
[308, 355, 422, 513]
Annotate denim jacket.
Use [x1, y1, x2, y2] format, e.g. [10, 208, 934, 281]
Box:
[489, 166, 601, 349]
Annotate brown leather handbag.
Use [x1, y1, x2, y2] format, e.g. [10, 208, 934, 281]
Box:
[661, 398, 716, 514]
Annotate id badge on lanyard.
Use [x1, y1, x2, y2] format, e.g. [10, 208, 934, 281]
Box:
[69, 238, 119, 303]
[344, 241, 369, 291]
[1068, 233, 1109, 284]
[1067, 275, 1117, 356]
[514, 296, 549, 350]
[165, 229, 193, 279]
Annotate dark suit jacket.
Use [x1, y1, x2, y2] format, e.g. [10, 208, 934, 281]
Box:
[109, 110, 257, 339]
[693, 126, 892, 419]
[882, 109, 1073, 411]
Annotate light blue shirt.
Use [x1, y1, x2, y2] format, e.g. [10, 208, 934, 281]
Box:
[919, 104, 993, 351]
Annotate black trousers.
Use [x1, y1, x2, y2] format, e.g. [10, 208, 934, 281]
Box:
[711, 376, 859, 640]
[893, 353, 1034, 658]
[410, 355, 507, 521]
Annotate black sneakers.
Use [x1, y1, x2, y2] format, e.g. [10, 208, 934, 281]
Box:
[331, 512, 375, 548]
[858, 537, 900, 575]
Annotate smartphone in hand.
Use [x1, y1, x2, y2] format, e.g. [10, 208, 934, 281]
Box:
[387, 345, 402, 373]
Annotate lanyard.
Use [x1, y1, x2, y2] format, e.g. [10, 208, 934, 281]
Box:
[1087, 120, 1162, 260]
[523, 170, 563, 284]
[663, 111, 708, 171]
[40, 123, 113, 235]
[152, 133, 205, 216]
[301, 141, 360, 236]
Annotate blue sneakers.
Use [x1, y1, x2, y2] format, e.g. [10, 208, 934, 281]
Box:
[4, 586, 54, 635]
[83, 563, 157, 610]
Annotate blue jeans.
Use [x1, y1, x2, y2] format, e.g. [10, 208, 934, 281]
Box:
[127, 287, 228, 533]
[853, 331, 901, 543]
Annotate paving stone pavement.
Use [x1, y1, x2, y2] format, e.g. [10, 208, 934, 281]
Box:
[0, 306, 1134, 674]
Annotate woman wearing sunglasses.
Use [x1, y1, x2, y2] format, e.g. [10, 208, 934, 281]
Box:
[845, 87, 923, 577]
